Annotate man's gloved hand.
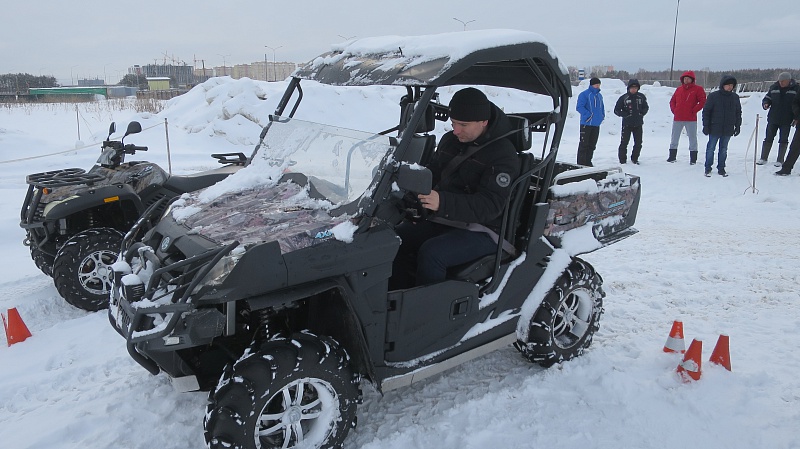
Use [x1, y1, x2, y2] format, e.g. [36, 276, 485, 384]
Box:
[733, 125, 741, 136]
[702, 126, 710, 136]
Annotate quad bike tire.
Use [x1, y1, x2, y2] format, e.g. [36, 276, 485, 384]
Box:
[52, 228, 124, 312]
[29, 245, 55, 277]
[516, 257, 604, 367]
[204, 332, 360, 449]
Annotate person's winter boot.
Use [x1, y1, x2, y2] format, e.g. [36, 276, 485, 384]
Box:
[718, 169, 728, 177]
[667, 148, 677, 163]
[689, 151, 698, 165]
[775, 168, 792, 176]
[704, 168, 712, 177]
[776, 142, 788, 166]
[760, 140, 773, 163]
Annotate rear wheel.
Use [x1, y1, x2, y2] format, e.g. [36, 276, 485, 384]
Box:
[53, 228, 123, 311]
[516, 258, 604, 367]
[205, 332, 360, 449]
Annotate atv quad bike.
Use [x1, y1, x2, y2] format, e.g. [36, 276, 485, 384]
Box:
[109, 30, 641, 449]
[20, 121, 245, 311]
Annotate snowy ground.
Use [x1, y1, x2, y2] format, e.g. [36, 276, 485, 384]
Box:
[1, 77, 798, 449]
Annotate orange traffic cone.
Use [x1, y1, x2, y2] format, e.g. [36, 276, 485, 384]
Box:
[676, 338, 702, 382]
[709, 334, 731, 371]
[2, 307, 32, 346]
[663, 320, 685, 354]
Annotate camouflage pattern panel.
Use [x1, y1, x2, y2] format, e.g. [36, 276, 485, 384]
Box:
[544, 174, 640, 244]
[94, 163, 169, 195]
[35, 164, 169, 203]
[176, 181, 347, 254]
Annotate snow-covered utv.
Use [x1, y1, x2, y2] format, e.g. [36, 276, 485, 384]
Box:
[109, 30, 640, 449]
[20, 121, 244, 311]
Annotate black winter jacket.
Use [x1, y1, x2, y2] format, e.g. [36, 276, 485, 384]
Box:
[614, 91, 649, 127]
[428, 104, 520, 231]
[763, 80, 799, 125]
[702, 75, 742, 137]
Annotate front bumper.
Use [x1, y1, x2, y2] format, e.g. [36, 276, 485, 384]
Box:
[108, 242, 236, 376]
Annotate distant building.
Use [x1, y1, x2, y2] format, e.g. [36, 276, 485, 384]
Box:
[146, 77, 171, 91]
[78, 78, 105, 87]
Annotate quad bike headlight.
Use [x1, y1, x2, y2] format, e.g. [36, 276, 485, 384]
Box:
[42, 195, 79, 217]
[191, 246, 245, 295]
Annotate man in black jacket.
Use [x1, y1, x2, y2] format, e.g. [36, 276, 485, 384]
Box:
[759, 72, 799, 166]
[775, 91, 800, 176]
[614, 79, 649, 164]
[391, 88, 521, 287]
[702, 75, 742, 177]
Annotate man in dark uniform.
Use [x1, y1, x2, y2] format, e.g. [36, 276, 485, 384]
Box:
[391, 87, 521, 287]
[759, 72, 799, 166]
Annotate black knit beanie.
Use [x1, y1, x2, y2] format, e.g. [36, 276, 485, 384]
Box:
[627, 79, 640, 89]
[589, 77, 601, 86]
[449, 88, 491, 122]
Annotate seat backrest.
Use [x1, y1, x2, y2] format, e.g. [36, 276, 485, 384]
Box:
[399, 103, 436, 134]
[504, 152, 534, 246]
[506, 115, 532, 152]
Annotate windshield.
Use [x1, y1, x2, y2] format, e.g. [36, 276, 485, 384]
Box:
[253, 116, 394, 205]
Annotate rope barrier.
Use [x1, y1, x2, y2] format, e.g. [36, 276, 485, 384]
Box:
[0, 121, 164, 165]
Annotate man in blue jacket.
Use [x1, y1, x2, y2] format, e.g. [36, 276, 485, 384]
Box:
[576, 77, 605, 166]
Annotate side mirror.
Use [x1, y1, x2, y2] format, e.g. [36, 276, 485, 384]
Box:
[107, 122, 116, 140]
[124, 121, 142, 137]
[396, 164, 432, 195]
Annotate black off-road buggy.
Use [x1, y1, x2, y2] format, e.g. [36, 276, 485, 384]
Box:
[20, 121, 244, 310]
[109, 30, 640, 449]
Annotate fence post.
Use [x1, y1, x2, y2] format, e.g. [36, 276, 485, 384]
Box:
[164, 118, 172, 175]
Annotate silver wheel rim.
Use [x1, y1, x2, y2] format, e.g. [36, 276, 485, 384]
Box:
[552, 287, 594, 349]
[255, 377, 339, 449]
[78, 249, 117, 295]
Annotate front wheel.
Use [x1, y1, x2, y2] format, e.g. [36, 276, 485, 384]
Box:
[204, 332, 360, 449]
[29, 244, 55, 277]
[516, 258, 604, 367]
[52, 228, 123, 311]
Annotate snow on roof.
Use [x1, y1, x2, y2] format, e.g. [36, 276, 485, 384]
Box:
[296, 29, 567, 87]
[329, 29, 551, 62]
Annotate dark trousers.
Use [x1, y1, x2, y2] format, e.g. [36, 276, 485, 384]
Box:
[781, 127, 800, 172]
[761, 122, 792, 161]
[618, 125, 643, 163]
[391, 220, 497, 288]
[577, 125, 600, 166]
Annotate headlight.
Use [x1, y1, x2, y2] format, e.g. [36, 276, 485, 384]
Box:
[190, 246, 245, 294]
[43, 195, 79, 216]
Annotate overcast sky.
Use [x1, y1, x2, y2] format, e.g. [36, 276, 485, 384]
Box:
[2, 0, 798, 86]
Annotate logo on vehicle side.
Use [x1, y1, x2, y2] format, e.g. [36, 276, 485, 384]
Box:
[314, 229, 333, 239]
[160, 236, 171, 251]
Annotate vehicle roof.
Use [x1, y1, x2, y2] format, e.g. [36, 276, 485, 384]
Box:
[293, 29, 572, 98]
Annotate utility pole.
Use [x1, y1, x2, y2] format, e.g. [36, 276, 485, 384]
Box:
[669, 0, 681, 83]
[265, 45, 282, 82]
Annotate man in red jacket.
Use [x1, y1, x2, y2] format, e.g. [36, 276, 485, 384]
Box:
[668, 71, 707, 164]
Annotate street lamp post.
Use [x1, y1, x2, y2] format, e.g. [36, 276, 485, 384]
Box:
[265, 45, 282, 82]
[669, 0, 681, 83]
[453, 17, 475, 31]
[216, 54, 231, 76]
[70, 65, 79, 86]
